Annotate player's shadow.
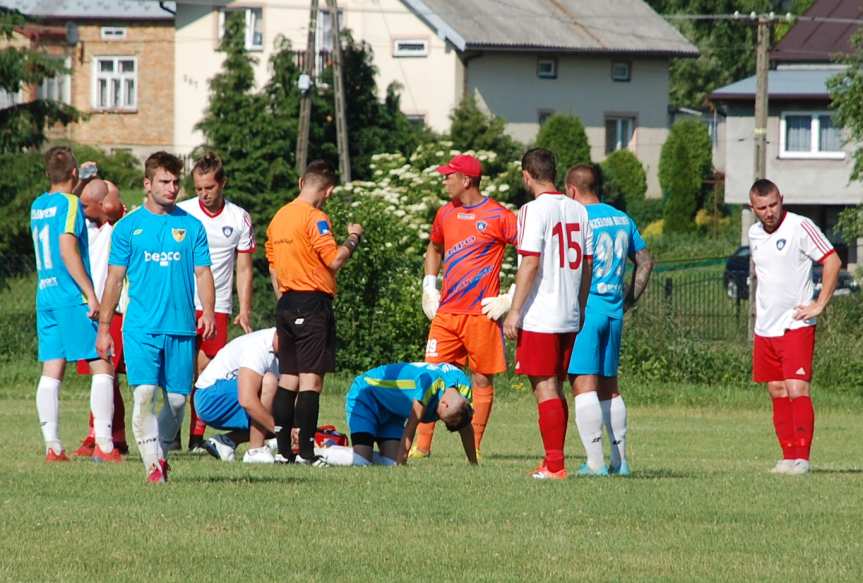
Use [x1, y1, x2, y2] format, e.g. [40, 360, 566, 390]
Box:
[184, 475, 304, 484]
[810, 468, 863, 475]
[623, 468, 692, 480]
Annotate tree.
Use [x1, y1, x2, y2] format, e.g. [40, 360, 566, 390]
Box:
[535, 113, 591, 185]
[448, 94, 522, 164]
[659, 117, 712, 204]
[662, 137, 701, 233]
[600, 149, 647, 211]
[646, 0, 814, 109]
[0, 8, 81, 152]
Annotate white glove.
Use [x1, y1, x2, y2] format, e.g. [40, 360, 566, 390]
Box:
[481, 284, 515, 321]
[421, 275, 440, 320]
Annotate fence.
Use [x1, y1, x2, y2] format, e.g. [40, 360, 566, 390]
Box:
[631, 266, 748, 341]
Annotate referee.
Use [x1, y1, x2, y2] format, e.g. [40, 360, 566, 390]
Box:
[265, 160, 363, 464]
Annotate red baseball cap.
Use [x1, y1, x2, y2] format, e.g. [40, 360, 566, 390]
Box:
[436, 154, 482, 178]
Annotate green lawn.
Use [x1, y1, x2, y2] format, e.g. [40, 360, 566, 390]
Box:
[1, 388, 861, 582]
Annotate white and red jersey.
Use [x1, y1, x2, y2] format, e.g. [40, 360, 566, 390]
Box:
[86, 219, 112, 301]
[749, 211, 835, 337]
[195, 328, 278, 389]
[178, 197, 255, 314]
[516, 192, 593, 333]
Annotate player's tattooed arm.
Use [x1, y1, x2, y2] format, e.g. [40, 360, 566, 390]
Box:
[624, 249, 654, 311]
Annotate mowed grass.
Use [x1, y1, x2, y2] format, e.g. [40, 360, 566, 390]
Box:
[1, 384, 862, 582]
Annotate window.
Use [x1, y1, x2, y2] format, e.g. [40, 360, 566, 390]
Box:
[100, 27, 127, 40]
[780, 112, 844, 159]
[611, 61, 631, 82]
[92, 57, 137, 111]
[537, 57, 557, 79]
[538, 110, 555, 125]
[315, 9, 342, 75]
[38, 57, 71, 104]
[406, 114, 426, 126]
[393, 39, 428, 58]
[605, 116, 635, 153]
[218, 7, 263, 51]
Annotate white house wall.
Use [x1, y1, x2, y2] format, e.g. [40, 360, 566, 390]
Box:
[467, 54, 671, 197]
[174, 0, 459, 155]
[722, 110, 863, 205]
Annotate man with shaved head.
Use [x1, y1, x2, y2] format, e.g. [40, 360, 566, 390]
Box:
[74, 176, 130, 457]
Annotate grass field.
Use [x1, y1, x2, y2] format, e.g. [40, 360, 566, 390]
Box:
[2, 383, 861, 582]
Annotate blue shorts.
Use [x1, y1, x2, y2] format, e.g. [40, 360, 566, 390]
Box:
[568, 312, 623, 377]
[124, 332, 195, 394]
[345, 380, 405, 441]
[37, 304, 98, 362]
[194, 379, 250, 431]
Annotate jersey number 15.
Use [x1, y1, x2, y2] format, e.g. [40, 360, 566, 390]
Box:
[551, 222, 582, 270]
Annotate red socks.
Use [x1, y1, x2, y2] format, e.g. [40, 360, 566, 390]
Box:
[790, 396, 815, 461]
[188, 387, 207, 438]
[772, 395, 815, 461]
[538, 399, 567, 473]
[771, 396, 795, 460]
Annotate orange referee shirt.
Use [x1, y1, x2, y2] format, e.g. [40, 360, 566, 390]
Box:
[266, 198, 340, 296]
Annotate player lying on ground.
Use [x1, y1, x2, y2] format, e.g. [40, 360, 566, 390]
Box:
[194, 328, 280, 464]
[322, 362, 477, 466]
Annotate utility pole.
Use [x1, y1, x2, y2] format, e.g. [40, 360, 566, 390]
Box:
[748, 14, 771, 340]
[327, 0, 351, 182]
[295, 0, 319, 175]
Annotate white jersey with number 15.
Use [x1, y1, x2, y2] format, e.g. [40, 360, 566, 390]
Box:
[516, 192, 593, 333]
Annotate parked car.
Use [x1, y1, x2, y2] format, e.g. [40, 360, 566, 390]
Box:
[723, 246, 860, 299]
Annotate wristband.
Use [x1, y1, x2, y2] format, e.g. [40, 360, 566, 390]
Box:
[423, 275, 438, 291]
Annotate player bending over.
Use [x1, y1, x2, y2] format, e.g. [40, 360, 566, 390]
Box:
[323, 362, 477, 466]
[194, 328, 280, 464]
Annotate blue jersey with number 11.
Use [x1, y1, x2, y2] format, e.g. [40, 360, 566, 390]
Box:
[30, 192, 91, 311]
[585, 203, 645, 319]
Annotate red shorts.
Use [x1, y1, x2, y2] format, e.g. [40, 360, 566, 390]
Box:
[77, 313, 125, 374]
[196, 310, 230, 359]
[515, 330, 576, 378]
[753, 326, 815, 383]
[425, 313, 507, 375]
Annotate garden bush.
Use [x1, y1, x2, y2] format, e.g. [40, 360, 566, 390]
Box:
[534, 113, 591, 185]
[600, 149, 646, 211]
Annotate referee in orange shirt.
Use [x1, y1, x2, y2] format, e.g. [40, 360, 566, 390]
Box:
[266, 160, 363, 464]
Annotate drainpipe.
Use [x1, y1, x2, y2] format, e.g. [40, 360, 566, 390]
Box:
[158, 2, 176, 15]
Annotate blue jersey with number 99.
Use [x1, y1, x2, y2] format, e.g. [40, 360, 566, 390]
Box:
[585, 203, 645, 319]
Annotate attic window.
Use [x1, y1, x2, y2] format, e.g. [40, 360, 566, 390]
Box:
[101, 27, 127, 40]
[393, 39, 429, 57]
[537, 57, 557, 79]
[611, 61, 631, 82]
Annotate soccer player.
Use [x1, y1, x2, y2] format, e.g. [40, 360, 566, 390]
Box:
[177, 152, 256, 453]
[266, 160, 363, 465]
[74, 178, 130, 456]
[565, 165, 653, 476]
[194, 328, 280, 464]
[502, 148, 593, 480]
[320, 362, 476, 466]
[30, 146, 119, 463]
[748, 179, 839, 475]
[97, 151, 216, 483]
[414, 154, 517, 459]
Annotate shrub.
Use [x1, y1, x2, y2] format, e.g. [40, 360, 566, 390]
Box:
[658, 118, 712, 202]
[662, 136, 701, 233]
[448, 95, 522, 167]
[600, 149, 646, 211]
[534, 113, 591, 185]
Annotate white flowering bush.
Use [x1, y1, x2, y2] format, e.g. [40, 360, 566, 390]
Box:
[327, 141, 521, 370]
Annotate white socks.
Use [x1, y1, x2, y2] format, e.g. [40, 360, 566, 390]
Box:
[90, 373, 114, 452]
[319, 446, 396, 467]
[132, 385, 163, 472]
[575, 391, 604, 470]
[157, 392, 187, 454]
[601, 396, 628, 469]
[36, 376, 62, 453]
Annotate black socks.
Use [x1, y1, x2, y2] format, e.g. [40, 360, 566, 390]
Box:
[273, 387, 297, 458]
[295, 391, 320, 460]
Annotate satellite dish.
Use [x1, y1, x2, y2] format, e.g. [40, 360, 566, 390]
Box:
[65, 22, 78, 45]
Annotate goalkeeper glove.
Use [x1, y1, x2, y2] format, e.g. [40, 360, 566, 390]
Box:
[421, 275, 440, 320]
[480, 284, 515, 321]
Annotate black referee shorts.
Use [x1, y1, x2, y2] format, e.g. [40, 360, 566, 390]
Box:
[275, 291, 336, 376]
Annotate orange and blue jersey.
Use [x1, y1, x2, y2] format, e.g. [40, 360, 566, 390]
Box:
[30, 192, 91, 311]
[430, 197, 517, 315]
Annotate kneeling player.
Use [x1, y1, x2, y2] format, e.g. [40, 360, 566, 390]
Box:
[194, 328, 280, 464]
[325, 362, 477, 466]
